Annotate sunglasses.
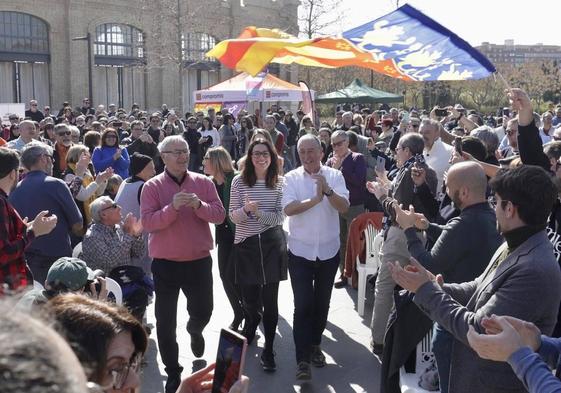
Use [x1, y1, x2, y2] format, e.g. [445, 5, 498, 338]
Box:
[57, 131, 72, 136]
[102, 202, 118, 211]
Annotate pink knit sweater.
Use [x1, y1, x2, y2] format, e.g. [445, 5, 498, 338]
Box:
[140, 170, 225, 262]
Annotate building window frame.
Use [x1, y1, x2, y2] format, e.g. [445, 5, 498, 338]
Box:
[94, 23, 145, 66]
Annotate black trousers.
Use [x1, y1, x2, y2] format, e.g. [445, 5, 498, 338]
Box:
[240, 281, 280, 351]
[288, 251, 339, 363]
[152, 257, 213, 376]
[217, 238, 243, 322]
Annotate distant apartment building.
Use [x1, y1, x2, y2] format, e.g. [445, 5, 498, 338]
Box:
[476, 40, 561, 67]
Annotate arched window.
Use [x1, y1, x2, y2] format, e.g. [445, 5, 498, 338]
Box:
[182, 32, 217, 63]
[0, 12, 50, 104]
[93, 24, 145, 109]
[94, 23, 144, 64]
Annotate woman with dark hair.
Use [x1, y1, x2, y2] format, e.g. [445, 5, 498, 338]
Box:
[92, 128, 130, 180]
[298, 116, 317, 138]
[198, 116, 221, 167]
[41, 123, 56, 145]
[229, 138, 287, 372]
[203, 147, 244, 331]
[236, 116, 254, 158]
[318, 127, 333, 164]
[84, 131, 102, 155]
[8, 123, 20, 141]
[47, 293, 148, 392]
[219, 113, 237, 159]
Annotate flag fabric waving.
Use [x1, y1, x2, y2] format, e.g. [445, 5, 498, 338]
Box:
[206, 5, 495, 81]
[342, 4, 496, 81]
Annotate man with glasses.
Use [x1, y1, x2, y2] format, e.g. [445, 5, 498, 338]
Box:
[140, 135, 225, 393]
[123, 120, 161, 172]
[80, 98, 95, 116]
[366, 133, 437, 354]
[182, 116, 202, 172]
[9, 142, 83, 284]
[80, 196, 144, 274]
[52, 124, 74, 179]
[147, 113, 163, 143]
[499, 118, 519, 159]
[7, 120, 37, 152]
[326, 130, 367, 288]
[25, 100, 44, 123]
[390, 164, 561, 393]
[540, 112, 554, 145]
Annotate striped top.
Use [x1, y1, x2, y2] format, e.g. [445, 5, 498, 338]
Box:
[229, 175, 284, 244]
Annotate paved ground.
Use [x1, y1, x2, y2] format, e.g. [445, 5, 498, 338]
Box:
[141, 246, 381, 393]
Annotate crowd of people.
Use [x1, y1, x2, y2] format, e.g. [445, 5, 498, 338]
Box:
[3, 87, 561, 393]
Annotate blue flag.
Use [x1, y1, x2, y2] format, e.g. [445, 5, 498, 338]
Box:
[343, 4, 496, 81]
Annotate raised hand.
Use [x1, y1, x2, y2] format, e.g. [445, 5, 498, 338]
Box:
[95, 167, 113, 184]
[366, 180, 388, 199]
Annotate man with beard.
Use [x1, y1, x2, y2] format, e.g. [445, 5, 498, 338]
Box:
[0, 148, 58, 293]
[9, 143, 82, 284]
[394, 161, 503, 393]
[52, 124, 74, 178]
[389, 164, 561, 393]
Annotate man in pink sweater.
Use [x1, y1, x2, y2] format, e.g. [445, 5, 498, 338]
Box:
[140, 135, 225, 393]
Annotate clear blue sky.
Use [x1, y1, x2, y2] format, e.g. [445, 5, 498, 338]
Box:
[326, 0, 561, 46]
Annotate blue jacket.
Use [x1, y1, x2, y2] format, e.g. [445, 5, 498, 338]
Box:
[508, 336, 561, 392]
[92, 146, 130, 179]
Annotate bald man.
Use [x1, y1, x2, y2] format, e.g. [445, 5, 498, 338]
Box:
[394, 161, 503, 393]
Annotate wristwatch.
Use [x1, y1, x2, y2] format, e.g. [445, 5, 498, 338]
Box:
[324, 188, 334, 197]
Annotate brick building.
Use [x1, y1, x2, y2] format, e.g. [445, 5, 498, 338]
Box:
[476, 40, 561, 67]
[0, 0, 299, 113]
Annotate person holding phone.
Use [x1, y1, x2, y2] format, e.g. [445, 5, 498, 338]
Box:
[229, 138, 286, 373]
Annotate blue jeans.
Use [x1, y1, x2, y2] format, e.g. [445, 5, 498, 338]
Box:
[288, 251, 339, 363]
[432, 323, 453, 393]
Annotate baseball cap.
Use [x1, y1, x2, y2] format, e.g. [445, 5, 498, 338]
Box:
[45, 257, 94, 291]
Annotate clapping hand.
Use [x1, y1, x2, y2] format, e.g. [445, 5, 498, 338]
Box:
[243, 195, 259, 215]
[26, 210, 58, 237]
[184, 193, 202, 209]
[467, 315, 541, 362]
[388, 257, 444, 293]
[395, 204, 429, 230]
[113, 148, 122, 161]
[122, 213, 143, 237]
[76, 153, 90, 176]
[366, 180, 388, 199]
[95, 167, 114, 184]
[172, 192, 191, 210]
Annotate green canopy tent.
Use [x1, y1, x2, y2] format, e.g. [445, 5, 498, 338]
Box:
[315, 79, 403, 104]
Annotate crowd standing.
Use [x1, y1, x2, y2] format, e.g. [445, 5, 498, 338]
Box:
[4, 89, 561, 393]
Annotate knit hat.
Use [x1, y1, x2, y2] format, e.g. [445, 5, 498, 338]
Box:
[46, 257, 94, 291]
[129, 152, 152, 177]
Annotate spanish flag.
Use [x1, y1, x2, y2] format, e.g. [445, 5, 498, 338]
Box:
[206, 26, 411, 81]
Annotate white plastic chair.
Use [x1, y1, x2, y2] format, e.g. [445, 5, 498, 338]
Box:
[72, 242, 82, 258]
[356, 224, 383, 316]
[33, 280, 44, 291]
[104, 277, 123, 305]
[399, 327, 440, 393]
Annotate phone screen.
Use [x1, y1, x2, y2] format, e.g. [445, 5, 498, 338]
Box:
[211, 329, 247, 393]
[376, 156, 386, 172]
[455, 136, 463, 155]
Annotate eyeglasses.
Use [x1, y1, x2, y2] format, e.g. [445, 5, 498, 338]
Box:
[162, 149, 189, 157]
[410, 124, 420, 128]
[332, 140, 346, 147]
[188, 121, 197, 124]
[102, 353, 142, 390]
[105, 135, 117, 139]
[102, 202, 119, 211]
[57, 131, 72, 136]
[251, 151, 270, 158]
[31, 104, 37, 107]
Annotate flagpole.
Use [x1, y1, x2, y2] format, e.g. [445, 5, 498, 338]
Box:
[494, 72, 511, 91]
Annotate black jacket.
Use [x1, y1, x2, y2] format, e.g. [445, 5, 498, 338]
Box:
[404, 202, 503, 283]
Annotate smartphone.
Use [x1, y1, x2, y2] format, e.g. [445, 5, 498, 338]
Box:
[455, 136, 463, 155]
[502, 108, 510, 117]
[376, 156, 386, 172]
[435, 108, 448, 117]
[212, 329, 247, 393]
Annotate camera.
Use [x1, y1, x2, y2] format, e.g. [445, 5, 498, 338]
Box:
[434, 108, 448, 117]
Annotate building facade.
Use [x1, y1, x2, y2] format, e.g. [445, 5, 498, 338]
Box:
[477, 40, 561, 67]
[0, 0, 299, 113]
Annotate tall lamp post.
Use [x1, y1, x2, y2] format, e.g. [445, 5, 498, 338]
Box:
[72, 33, 93, 104]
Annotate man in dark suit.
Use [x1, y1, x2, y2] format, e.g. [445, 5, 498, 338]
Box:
[390, 164, 561, 393]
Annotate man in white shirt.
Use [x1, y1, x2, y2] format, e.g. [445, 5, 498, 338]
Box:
[420, 118, 452, 196]
[7, 120, 37, 152]
[282, 134, 349, 381]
